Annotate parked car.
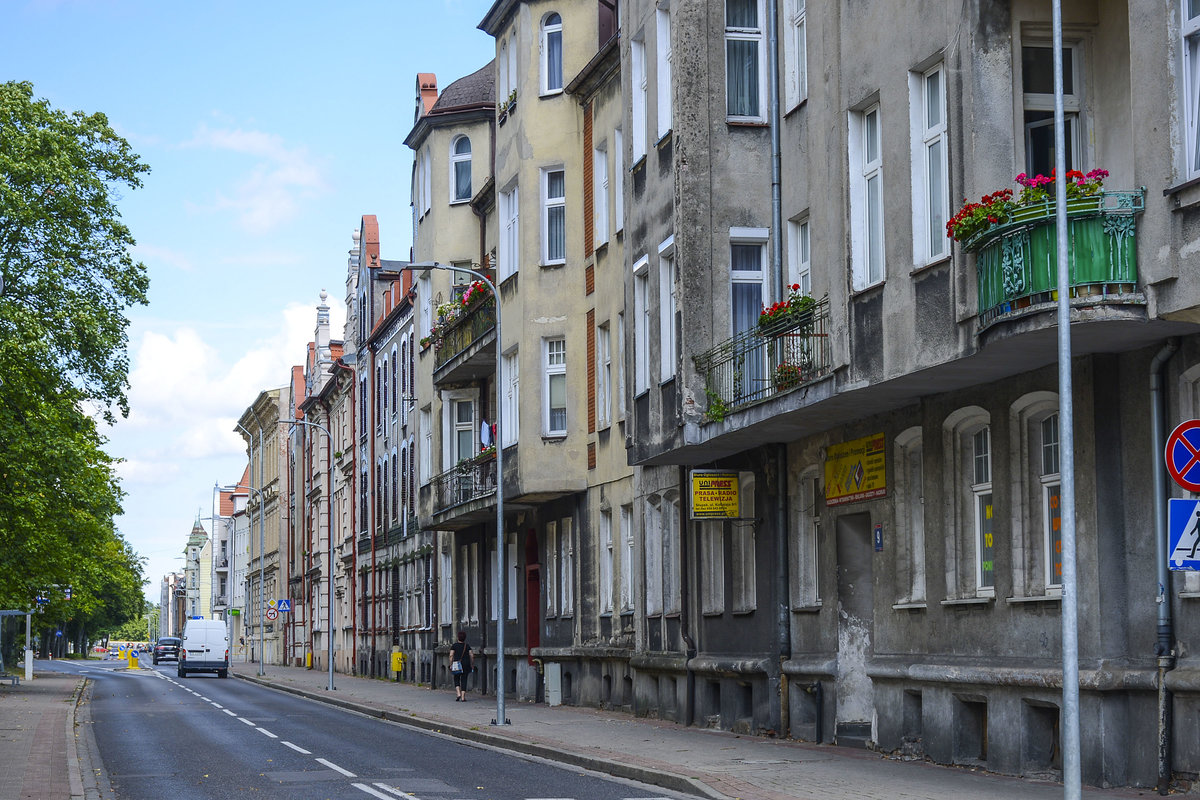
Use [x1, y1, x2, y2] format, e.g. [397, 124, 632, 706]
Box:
[177, 620, 229, 678]
[152, 637, 181, 665]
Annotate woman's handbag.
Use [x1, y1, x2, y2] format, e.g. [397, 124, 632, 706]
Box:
[451, 660, 463, 674]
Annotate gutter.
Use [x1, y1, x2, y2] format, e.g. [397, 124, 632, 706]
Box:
[1150, 338, 1179, 795]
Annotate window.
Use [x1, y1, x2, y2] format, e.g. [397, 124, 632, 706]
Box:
[972, 426, 995, 594]
[499, 39, 511, 101]
[619, 504, 633, 611]
[631, 38, 648, 160]
[599, 509, 614, 613]
[1184, 0, 1200, 177]
[656, 6, 673, 139]
[596, 323, 611, 428]
[1010, 393, 1061, 598]
[499, 183, 519, 280]
[1041, 414, 1062, 591]
[911, 64, 948, 264]
[658, 238, 676, 381]
[420, 408, 432, 484]
[502, 349, 519, 445]
[560, 517, 575, 613]
[725, 0, 765, 120]
[730, 232, 767, 397]
[633, 258, 650, 394]
[644, 497, 663, 615]
[420, 149, 432, 215]
[663, 492, 681, 614]
[545, 521, 558, 616]
[784, 0, 807, 109]
[593, 145, 609, 246]
[850, 103, 885, 288]
[453, 399, 475, 464]
[1022, 43, 1080, 177]
[700, 521, 725, 614]
[490, 540, 501, 621]
[451, 136, 472, 203]
[613, 128, 625, 231]
[542, 168, 566, 264]
[788, 217, 810, 296]
[542, 13, 563, 94]
[894, 428, 926, 604]
[544, 337, 567, 436]
[616, 311, 627, 419]
[733, 474, 757, 611]
[791, 470, 820, 607]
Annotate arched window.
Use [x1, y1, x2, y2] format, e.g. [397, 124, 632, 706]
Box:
[451, 136, 472, 202]
[542, 13, 563, 94]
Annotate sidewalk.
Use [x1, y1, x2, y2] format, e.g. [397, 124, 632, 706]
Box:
[231, 661, 1155, 800]
[0, 669, 90, 800]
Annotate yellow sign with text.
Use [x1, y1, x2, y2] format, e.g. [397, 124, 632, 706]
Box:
[824, 433, 887, 506]
[690, 470, 741, 519]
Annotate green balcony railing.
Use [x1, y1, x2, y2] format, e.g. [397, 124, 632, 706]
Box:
[694, 296, 830, 420]
[434, 301, 496, 371]
[966, 190, 1144, 328]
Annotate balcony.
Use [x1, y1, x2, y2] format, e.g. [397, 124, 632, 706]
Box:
[215, 557, 229, 571]
[967, 190, 1145, 330]
[213, 594, 228, 608]
[429, 450, 497, 530]
[432, 300, 496, 386]
[695, 297, 831, 419]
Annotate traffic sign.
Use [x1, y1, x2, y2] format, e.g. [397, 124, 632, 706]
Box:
[1166, 420, 1200, 493]
[267, 598, 278, 609]
[277, 599, 291, 613]
[265, 608, 279, 621]
[1169, 498, 1200, 571]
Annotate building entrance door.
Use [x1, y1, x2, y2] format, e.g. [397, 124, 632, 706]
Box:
[835, 512, 875, 747]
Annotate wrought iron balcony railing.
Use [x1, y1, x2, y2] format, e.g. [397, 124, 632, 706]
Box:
[434, 301, 496, 371]
[431, 452, 497, 513]
[694, 297, 831, 419]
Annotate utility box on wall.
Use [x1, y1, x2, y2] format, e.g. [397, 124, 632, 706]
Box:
[545, 662, 562, 706]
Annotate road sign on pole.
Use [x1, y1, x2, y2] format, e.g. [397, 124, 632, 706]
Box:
[265, 608, 279, 621]
[277, 599, 291, 613]
[1169, 498, 1200, 571]
[1165, 420, 1200, 493]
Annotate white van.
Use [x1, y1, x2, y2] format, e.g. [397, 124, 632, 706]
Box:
[178, 619, 230, 679]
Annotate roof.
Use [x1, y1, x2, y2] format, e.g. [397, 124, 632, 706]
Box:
[429, 61, 495, 114]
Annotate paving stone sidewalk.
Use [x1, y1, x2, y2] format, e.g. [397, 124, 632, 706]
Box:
[230, 661, 1157, 800]
[0, 669, 89, 800]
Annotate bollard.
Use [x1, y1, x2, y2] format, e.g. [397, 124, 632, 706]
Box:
[127, 648, 140, 670]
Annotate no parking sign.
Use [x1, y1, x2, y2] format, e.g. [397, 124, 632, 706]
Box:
[1166, 420, 1200, 493]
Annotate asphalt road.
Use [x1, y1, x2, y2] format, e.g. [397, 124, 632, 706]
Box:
[48, 659, 693, 800]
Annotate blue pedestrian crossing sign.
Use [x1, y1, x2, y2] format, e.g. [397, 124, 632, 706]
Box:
[1168, 498, 1200, 571]
[277, 599, 292, 613]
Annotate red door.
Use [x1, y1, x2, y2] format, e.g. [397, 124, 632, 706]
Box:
[524, 531, 540, 662]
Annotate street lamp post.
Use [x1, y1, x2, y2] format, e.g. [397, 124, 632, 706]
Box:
[284, 417, 336, 692]
[376, 260, 508, 726]
[233, 419, 266, 677]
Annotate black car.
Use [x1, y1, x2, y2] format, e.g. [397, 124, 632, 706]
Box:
[152, 637, 181, 664]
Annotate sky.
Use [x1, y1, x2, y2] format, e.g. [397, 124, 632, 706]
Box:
[2, 0, 497, 602]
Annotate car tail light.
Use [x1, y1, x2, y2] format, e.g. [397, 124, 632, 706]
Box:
[224, 649, 229, 663]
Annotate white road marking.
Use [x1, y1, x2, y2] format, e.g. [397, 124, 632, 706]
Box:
[223, 709, 237, 717]
[315, 757, 356, 777]
[256, 727, 277, 738]
[211, 702, 222, 708]
[237, 717, 255, 726]
[351, 784, 397, 800]
[280, 741, 311, 755]
[371, 782, 420, 798]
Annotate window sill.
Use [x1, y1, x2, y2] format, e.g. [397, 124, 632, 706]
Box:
[892, 601, 927, 610]
[1178, 591, 1200, 599]
[732, 608, 756, 616]
[449, 198, 471, 206]
[727, 119, 768, 127]
[542, 434, 567, 442]
[540, 261, 566, 269]
[540, 88, 564, 99]
[939, 597, 993, 607]
[782, 97, 808, 119]
[658, 375, 676, 388]
[1006, 594, 1061, 604]
[791, 603, 822, 613]
[911, 254, 951, 275]
[850, 279, 885, 300]
[594, 239, 609, 254]
[655, 130, 672, 149]
[702, 610, 724, 617]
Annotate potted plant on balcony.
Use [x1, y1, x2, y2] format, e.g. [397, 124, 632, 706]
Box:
[773, 360, 811, 391]
[759, 284, 815, 330]
[947, 168, 1110, 248]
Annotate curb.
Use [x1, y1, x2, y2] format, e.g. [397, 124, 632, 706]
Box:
[66, 678, 85, 800]
[233, 672, 729, 800]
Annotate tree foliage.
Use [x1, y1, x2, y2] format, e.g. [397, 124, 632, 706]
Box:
[0, 82, 149, 642]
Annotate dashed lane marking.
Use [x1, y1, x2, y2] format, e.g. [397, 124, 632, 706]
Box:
[351, 785, 400, 800]
[223, 710, 237, 717]
[280, 741, 311, 755]
[238, 717, 256, 726]
[256, 727, 278, 738]
[370, 783, 420, 798]
[315, 757, 356, 777]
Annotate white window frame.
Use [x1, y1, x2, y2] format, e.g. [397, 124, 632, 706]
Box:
[658, 237, 677, 381]
[663, 493, 680, 614]
[644, 496, 663, 616]
[613, 128, 625, 231]
[1184, 1, 1200, 178]
[619, 504, 633, 611]
[972, 425, 995, 596]
[450, 135, 472, 204]
[724, 0, 766, 122]
[616, 310, 627, 420]
[631, 38, 648, 161]
[541, 12, 563, 96]
[910, 63, 949, 265]
[791, 470, 820, 608]
[541, 167, 566, 266]
[599, 509, 614, 613]
[593, 144, 610, 247]
[656, 5, 673, 139]
[596, 322, 612, 429]
[1021, 40, 1083, 176]
[701, 521, 725, 615]
[502, 348, 519, 446]
[894, 428, 926, 605]
[787, 217, 810, 296]
[783, 0, 807, 110]
[560, 517, 575, 614]
[849, 103, 885, 289]
[544, 337, 567, 436]
[1040, 413, 1062, 592]
[420, 408, 432, 484]
[633, 257, 651, 394]
[421, 149, 433, 215]
[499, 39, 511, 101]
[499, 182, 520, 281]
[545, 520, 558, 617]
[732, 474, 757, 612]
[729, 228, 769, 336]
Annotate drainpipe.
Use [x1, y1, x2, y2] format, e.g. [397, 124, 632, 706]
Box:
[678, 466, 697, 727]
[334, 357, 357, 675]
[775, 446, 791, 737]
[1151, 338, 1179, 795]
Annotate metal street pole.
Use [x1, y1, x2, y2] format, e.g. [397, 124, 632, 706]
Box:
[284, 417, 336, 692]
[1051, 2, 1080, 797]
[382, 260, 508, 726]
[234, 420, 266, 676]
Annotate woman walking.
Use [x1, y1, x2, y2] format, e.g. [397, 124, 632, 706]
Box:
[449, 631, 472, 701]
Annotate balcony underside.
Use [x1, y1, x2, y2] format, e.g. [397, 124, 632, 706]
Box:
[648, 313, 1199, 467]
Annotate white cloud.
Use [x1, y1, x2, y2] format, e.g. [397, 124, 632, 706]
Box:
[182, 124, 327, 233]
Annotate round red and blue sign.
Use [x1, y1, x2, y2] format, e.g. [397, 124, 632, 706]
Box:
[1165, 420, 1200, 493]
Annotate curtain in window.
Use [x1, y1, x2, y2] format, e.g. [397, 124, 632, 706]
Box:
[726, 39, 759, 117]
[549, 372, 566, 431]
[547, 27, 563, 91]
[547, 171, 565, 261]
[726, 0, 757, 27]
[455, 160, 471, 201]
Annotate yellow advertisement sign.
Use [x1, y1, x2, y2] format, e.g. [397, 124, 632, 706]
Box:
[824, 433, 887, 506]
[691, 470, 741, 519]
